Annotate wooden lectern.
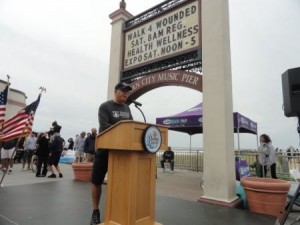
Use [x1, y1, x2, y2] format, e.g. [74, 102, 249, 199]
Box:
[96, 120, 168, 225]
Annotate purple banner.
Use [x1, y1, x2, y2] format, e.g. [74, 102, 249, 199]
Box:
[235, 159, 251, 181]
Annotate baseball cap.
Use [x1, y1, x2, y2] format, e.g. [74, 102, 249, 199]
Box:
[115, 82, 132, 92]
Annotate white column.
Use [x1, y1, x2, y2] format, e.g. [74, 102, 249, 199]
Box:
[107, 7, 133, 100]
[201, 0, 237, 203]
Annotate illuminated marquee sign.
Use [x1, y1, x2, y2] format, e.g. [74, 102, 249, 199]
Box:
[123, 0, 201, 70]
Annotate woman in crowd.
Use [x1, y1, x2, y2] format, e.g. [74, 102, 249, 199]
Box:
[258, 134, 277, 179]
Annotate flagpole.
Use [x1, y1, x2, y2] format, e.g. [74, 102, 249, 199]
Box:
[0, 75, 10, 130]
[7, 75, 10, 84]
[0, 76, 11, 181]
[0, 86, 46, 187]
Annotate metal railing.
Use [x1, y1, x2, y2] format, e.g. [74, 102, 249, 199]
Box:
[156, 150, 203, 172]
[156, 150, 300, 180]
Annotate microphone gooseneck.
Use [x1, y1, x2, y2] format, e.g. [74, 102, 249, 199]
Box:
[127, 99, 146, 122]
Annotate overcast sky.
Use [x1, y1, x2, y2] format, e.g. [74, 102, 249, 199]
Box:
[0, 0, 299, 150]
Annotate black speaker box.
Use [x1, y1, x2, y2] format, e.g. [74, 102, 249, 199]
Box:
[282, 67, 300, 117]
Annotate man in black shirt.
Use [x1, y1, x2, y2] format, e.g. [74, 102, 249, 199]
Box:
[84, 128, 97, 162]
[90, 82, 133, 225]
[160, 146, 175, 173]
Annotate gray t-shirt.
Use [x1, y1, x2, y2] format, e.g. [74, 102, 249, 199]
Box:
[98, 100, 133, 133]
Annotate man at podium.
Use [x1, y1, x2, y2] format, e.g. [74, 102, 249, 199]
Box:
[90, 82, 133, 225]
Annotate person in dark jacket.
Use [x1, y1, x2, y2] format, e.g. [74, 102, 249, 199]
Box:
[68, 138, 74, 150]
[14, 137, 25, 163]
[84, 128, 97, 162]
[47, 122, 64, 178]
[35, 132, 50, 177]
[160, 146, 175, 173]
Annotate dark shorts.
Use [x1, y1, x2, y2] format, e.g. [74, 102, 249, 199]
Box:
[91, 150, 108, 185]
[23, 150, 34, 162]
[48, 151, 62, 166]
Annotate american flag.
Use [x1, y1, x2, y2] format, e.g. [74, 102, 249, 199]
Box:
[1, 94, 41, 142]
[0, 85, 9, 125]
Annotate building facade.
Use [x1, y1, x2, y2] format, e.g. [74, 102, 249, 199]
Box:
[0, 79, 26, 119]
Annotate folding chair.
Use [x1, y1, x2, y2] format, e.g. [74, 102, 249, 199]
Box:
[280, 169, 300, 225]
[290, 169, 300, 182]
[289, 169, 300, 207]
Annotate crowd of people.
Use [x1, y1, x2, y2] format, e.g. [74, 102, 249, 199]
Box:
[72, 128, 97, 163]
[0, 120, 99, 179]
[0, 121, 65, 178]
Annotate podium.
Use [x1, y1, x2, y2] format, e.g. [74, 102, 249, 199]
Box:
[96, 120, 168, 225]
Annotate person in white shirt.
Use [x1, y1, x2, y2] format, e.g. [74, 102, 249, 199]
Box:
[22, 133, 37, 170]
[74, 132, 86, 163]
[258, 134, 277, 179]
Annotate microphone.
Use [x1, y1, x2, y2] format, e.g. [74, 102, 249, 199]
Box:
[131, 100, 142, 107]
[128, 99, 146, 122]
